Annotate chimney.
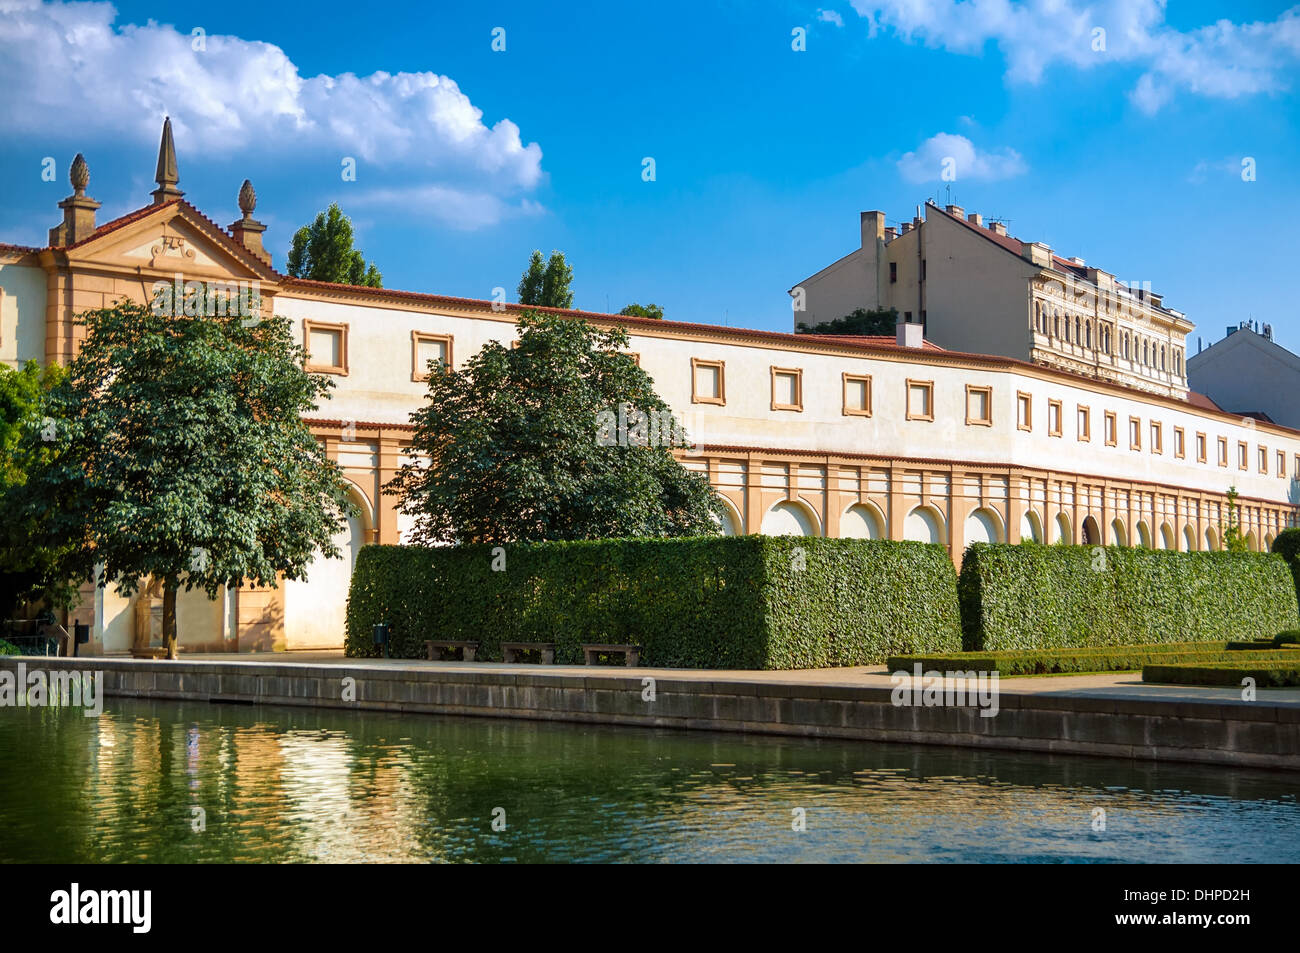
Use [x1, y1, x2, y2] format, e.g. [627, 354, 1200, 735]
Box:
[896, 314, 923, 349]
[945, 204, 964, 219]
[900, 221, 912, 234]
[990, 221, 1008, 236]
[48, 153, 100, 246]
[1068, 256, 1085, 265]
[151, 116, 185, 205]
[860, 210, 885, 247]
[228, 179, 271, 266]
[967, 211, 982, 227]
[1020, 241, 1052, 267]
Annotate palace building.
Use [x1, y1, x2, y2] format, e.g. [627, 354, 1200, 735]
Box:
[2, 121, 1297, 654]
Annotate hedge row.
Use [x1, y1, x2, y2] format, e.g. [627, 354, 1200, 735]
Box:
[887, 645, 1295, 677]
[344, 536, 962, 669]
[1143, 660, 1300, 688]
[959, 544, 1299, 652]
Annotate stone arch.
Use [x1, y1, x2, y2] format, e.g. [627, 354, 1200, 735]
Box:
[1159, 523, 1175, 550]
[964, 507, 1004, 545]
[1136, 520, 1153, 548]
[1183, 525, 1197, 552]
[1265, 531, 1276, 551]
[1082, 515, 1101, 545]
[1111, 519, 1128, 547]
[1054, 511, 1071, 544]
[761, 499, 820, 537]
[1020, 510, 1044, 544]
[1205, 526, 1219, 551]
[283, 479, 372, 649]
[1245, 529, 1259, 552]
[904, 505, 946, 545]
[840, 502, 885, 540]
[716, 497, 744, 536]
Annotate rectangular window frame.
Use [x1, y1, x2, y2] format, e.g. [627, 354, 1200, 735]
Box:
[303, 319, 349, 376]
[1104, 411, 1117, 447]
[1129, 416, 1142, 451]
[1173, 426, 1185, 459]
[965, 384, 993, 427]
[1238, 440, 1249, 471]
[1259, 446, 1268, 474]
[1218, 436, 1229, 468]
[1150, 421, 1163, 455]
[770, 366, 804, 412]
[842, 373, 872, 417]
[1279, 450, 1287, 478]
[906, 378, 934, 422]
[1196, 432, 1207, 463]
[1076, 404, 1091, 442]
[691, 357, 726, 406]
[1047, 399, 1063, 438]
[410, 331, 453, 382]
[1016, 391, 1032, 432]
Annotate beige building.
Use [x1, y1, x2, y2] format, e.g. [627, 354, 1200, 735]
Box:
[2, 124, 1297, 654]
[1187, 323, 1300, 430]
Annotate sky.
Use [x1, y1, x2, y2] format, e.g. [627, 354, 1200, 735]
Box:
[1, 0, 1298, 349]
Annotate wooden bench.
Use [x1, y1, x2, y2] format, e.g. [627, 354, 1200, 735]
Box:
[425, 639, 479, 662]
[581, 643, 640, 667]
[500, 641, 556, 664]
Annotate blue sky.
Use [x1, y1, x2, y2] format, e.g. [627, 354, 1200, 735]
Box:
[2, 0, 1299, 348]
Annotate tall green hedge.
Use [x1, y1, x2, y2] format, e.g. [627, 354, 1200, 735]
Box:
[345, 536, 962, 669]
[1271, 528, 1300, 606]
[959, 543, 1299, 651]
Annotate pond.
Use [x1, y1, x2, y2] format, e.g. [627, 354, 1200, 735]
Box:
[1, 699, 1295, 863]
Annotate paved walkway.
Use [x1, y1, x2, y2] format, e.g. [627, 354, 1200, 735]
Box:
[176, 650, 1300, 707]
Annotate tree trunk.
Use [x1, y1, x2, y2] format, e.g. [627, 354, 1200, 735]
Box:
[162, 579, 178, 660]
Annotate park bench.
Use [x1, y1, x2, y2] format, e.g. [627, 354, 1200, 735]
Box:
[425, 639, 479, 662]
[581, 643, 640, 667]
[500, 641, 556, 664]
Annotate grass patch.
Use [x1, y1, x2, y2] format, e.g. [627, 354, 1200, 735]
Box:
[1143, 660, 1300, 688]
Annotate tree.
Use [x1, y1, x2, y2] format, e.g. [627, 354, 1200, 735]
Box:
[22, 298, 353, 658]
[286, 203, 383, 288]
[0, 361, 75, 618]
[517, 250, 574, 309]
[619, 303, 664, 320]
[386, 309, 722, 544]
[796, 307, 898, 335]
[1224, 485, 1249, 552]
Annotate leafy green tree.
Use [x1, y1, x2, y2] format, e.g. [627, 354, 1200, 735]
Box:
[0, 361, 75, 618]
[796, 307, 898, 335]
[21, 299, 353, 658]
[517, 250, 574, 309]
[386, 310, 722, 544]
[619, 303, 664, 320]
[286, 203, 383, 288]
[1223, 485, 1249, 552]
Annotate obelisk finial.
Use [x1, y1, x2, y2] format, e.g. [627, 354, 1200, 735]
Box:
[151, 116, 184, 205]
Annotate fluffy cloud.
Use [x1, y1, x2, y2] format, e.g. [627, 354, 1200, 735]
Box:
[818, 9, 845, 27]
[897, 132, 1027, 183]
[850, 0, 1300, 114]
[0, 0, 543, 225]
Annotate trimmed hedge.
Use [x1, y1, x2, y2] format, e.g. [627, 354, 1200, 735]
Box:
[1143, 660, 1300, 688]
[1271, 529, 1300, 606]
[0, 639, 18, 656]
[887, 645, 1294, 676]
[958, 544, 1299, 652]
[344, 536, 962, 669]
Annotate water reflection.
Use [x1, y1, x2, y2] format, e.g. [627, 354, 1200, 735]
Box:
[0, 700, 1296, 863]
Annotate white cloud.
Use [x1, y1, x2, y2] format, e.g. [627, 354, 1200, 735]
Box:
[0, 0, 543, 225]
[897, 132, 1027, 183]
[850, 0, 1300, 113]
[818, 9, 845, 27]
[349, 186, 546, 231]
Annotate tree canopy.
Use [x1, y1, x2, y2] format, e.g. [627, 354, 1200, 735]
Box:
[21, 298, 353, 657]
[517, 250, 574, 309]
[386, 310, 722, 545]
[286, 203, 383, 288]
[796, 307, 898, 335]
[619, 303, 664, 320]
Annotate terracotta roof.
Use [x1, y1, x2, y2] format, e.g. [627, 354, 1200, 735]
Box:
[0, 241, 39, 257]
[52, 200, 182, 251]
[1186, 391, 1223, 412]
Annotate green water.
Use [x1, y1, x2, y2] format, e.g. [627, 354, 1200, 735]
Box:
[0, 699, 1296, 863]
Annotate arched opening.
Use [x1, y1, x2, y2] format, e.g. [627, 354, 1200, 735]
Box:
[1136, 521, 1153, 549]
[1020, 510, 1044, 544]
[716, 498, 743, 537]
[840, 502, 884, 540]
[1054, 512, 1071, 544]
[761, 500, 818, 537]
[1111, 519, 1128, 547]
[904, 505, 946, 545]
[1082, 515, 1100, 545]
[1183, 525, 1197, 552]
[1245, 529, 1259, 552]
[284, 481, 370, 650]
[1159, 523, 1175, 550]
[1205, 527, 1219, 551]
[964, 507, 1004, 545]
[1265, 532, 1276, 551]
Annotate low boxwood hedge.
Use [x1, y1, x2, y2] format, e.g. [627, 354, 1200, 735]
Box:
[885, 644, 1297, 676]
[1143, 660, 1300, 688]
[345, 536, 962, 668]
[958, 543, 1299, 652]
[0, 639, 19, 657]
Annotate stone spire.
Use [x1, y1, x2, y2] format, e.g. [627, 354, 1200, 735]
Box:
[49, 152, 101, 246]
[151, 116, 184, 205]
[229, 178, 271, 266]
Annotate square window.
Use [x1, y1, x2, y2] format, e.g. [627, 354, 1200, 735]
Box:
[906, 379, 933, 421]
[1105, 411, 1117, 447]
[771, 367, 803, 412]
[691, 358, 725, 405]
[304, 320, 347, 375]
[411, 331, 453, 381]
[842, 373, 872, 417]
[1196, 432, 1207, 463]
[1048, 400, 1062, 437]
[1173, 427, 1185, 459]
[966, 385, 992, 426]
[1150, 422, 1162, 454]
[1017, 392, 1032, 431]
[1129, 417, 1142, 451]
[1077, 406, 1091, 442]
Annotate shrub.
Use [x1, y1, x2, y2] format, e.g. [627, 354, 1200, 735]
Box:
[958, 543, 1299, 651]
[1271, 529, 1300, 601]
[345, 536, 962, 668]
[0, 638, 18, 656]
[1143, 660, 1300, 688]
